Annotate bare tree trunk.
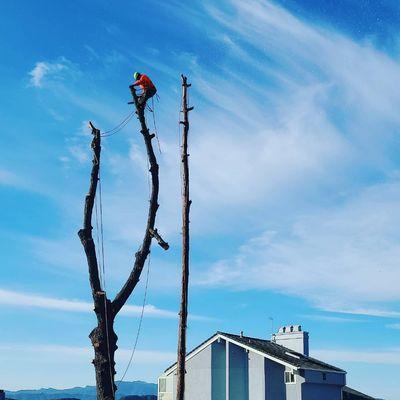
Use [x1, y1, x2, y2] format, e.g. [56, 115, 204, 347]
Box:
[79, 86, 167, 400]
[89, 292, 118, 400]
[78, 125, 117, 400]
[112, 87, 162, 315]
[176, 75, 193, 400]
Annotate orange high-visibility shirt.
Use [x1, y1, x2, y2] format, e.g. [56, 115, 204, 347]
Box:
[134, 74, 156, 91]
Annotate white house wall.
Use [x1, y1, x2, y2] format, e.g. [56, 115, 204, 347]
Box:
[284, 366, 304, 400]
[248, 352, 265, 400]
[169, 345, 213, 400]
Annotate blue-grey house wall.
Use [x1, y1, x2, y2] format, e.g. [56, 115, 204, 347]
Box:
[264, 359, 286, 400]
[301, 369, 345, 400]
[302, 383, 343, 400]
[303, 369, 346, 385]
[211, 341, 226, 400]
[228, 342, 249, 400]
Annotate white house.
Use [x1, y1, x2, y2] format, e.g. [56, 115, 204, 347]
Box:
[158, 325, 375, 400]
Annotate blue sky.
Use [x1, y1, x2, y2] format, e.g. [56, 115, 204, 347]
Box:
[1, 0, 400, 398]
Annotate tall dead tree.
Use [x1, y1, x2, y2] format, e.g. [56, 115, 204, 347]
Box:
[78, 88, 167, 400]
[176, 75, 193, 400]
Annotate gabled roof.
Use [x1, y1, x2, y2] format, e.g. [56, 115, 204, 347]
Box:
[343, 386, 376, 400]
[164, 331, 345, 375]
[221, 332, 345, 373]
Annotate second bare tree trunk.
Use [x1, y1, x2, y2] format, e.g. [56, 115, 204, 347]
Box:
[176, 75, 193, 400]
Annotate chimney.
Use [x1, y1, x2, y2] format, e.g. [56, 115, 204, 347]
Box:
[273, 325, 309, 356]
[0, 389, 5, 400]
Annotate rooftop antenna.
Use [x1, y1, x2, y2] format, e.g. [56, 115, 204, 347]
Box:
[269, 316, 274, 338]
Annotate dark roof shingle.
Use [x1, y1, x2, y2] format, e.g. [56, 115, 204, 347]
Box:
[219, 332, 345, 373]
[165, 331, 345, 373]
[343, 386, 376, 400]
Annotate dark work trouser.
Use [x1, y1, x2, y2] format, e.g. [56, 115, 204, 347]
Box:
[138, 87, 157, 106]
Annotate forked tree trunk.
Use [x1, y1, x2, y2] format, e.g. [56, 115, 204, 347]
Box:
[79, 87, 166, 400]
[176, 75, 193, 400]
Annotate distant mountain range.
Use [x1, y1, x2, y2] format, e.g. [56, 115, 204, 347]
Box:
[5, 381, 157, 400]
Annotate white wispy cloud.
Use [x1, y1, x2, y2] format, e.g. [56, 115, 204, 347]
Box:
[197, 181, 400, 310]
[206, 0, 400, 122]
[386, 323, 400, 330]
[0, 168, 44, 193]
[21, 0, 400, 307]
[0, 168, 24, 188]
[67, 144, 90, 164]
[29, 62, 53, 87]
[0, 342, 176, 364]
[1, 342, 175, 390]
[28, 58, 77, 88]
[0, 288, 212, 320]
[0, 289, 175, 318]
[320, 307, 400, 319]
[313, 348, 400, 365]
[133, 0, 400, 242]
[299, 314, 363, 323]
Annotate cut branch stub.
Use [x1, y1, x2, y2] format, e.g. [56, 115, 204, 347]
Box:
[149, 228, 169, 250]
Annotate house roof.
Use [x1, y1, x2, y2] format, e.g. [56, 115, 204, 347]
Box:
[164, 331, 345, 374]
[220, 332, 345, 373]
[343, 386, 376, 400]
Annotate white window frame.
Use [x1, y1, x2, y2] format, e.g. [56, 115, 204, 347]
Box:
[158, 376, 173, 400]
[284, 371, 296, 384]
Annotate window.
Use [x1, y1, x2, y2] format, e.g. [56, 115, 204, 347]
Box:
[285, 371, 296, 384]
[159, 378, 167, 392]
[158, 376, 173, 400]
[322, 373, 327, 381]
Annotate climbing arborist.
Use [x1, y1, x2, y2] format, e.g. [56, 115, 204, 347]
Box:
[131, 72, 157, 107]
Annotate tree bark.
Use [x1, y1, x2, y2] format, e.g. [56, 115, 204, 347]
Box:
[112, 87, 161, 315]
[79, 84, 164, 400]
[78, 126, 117, 400]
[176, 75, 193, 400]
